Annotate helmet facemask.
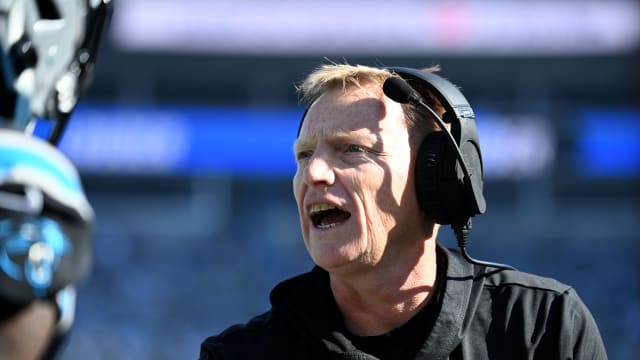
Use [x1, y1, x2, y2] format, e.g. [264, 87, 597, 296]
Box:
[0, 0, 111, 144]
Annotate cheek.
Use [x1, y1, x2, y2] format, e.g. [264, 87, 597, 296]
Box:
[292, 173, 303, 204]
[357, 174, 394, 220]
[292, 178, 308, 236]
[364, 165, 415, 221]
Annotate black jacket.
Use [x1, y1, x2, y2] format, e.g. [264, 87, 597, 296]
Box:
[200, 246, 607, 359]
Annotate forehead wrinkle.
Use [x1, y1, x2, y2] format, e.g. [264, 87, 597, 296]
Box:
[294, 85, 388, 153]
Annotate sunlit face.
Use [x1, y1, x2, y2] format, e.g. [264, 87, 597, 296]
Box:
[293, 81, 426, 274]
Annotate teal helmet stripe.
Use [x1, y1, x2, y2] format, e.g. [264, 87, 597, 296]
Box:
[0, 130, 93, 222]
[0, 146, 83, 194]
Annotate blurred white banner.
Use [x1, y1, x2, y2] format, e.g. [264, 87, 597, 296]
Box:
[111, 0, 640, 56]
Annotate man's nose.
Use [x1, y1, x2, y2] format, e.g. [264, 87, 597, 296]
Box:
[304, 153, 335, 187]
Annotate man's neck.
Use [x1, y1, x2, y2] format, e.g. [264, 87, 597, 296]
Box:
[329, 240, 438, 336]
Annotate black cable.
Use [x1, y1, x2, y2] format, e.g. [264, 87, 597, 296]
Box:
[452, 219, 515, 271]
[48, 115, 69, 146]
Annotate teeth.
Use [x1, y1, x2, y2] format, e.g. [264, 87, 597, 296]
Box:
[309, 203, 336, 214]
[317, 223, 338, 229]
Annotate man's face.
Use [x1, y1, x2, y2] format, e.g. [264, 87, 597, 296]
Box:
[293, 81, 426, 274]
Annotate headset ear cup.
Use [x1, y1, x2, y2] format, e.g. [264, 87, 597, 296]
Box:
[415, 131, 469, 225]
[459, 138, 486, 215]
[415, 131, 447, 223]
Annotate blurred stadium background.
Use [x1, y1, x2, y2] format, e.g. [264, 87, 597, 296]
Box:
[50, 1, 639, 359]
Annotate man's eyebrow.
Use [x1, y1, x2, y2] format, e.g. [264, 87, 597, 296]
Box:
[293, 137, 319, 153]
[294, 130, 377, 151]
[293, 139, 309, 153]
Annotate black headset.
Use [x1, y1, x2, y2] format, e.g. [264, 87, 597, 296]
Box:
[385, 67, 513, 269]
[384, 67, 485, 227]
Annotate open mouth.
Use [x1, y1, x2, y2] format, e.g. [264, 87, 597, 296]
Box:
[309, 204, 351, 229]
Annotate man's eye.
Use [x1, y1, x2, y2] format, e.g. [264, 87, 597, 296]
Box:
[346, 144, 366, 153]
[296, 151, 312, 160]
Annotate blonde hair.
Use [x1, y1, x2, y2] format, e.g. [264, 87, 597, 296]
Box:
[297, 62, 444, 143]
[298, 63, 391, 106]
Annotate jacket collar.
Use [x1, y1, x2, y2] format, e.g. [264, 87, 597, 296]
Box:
[417, 245, 483, 359]
[269, 245, 485, 359]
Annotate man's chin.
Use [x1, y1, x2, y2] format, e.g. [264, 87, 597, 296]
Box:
[309, 246, 359, 271]
[308, 243, 371, 275]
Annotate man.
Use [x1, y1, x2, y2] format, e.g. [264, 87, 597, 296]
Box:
[0, 0, 111, 358]
[200, 63, 607, 359]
